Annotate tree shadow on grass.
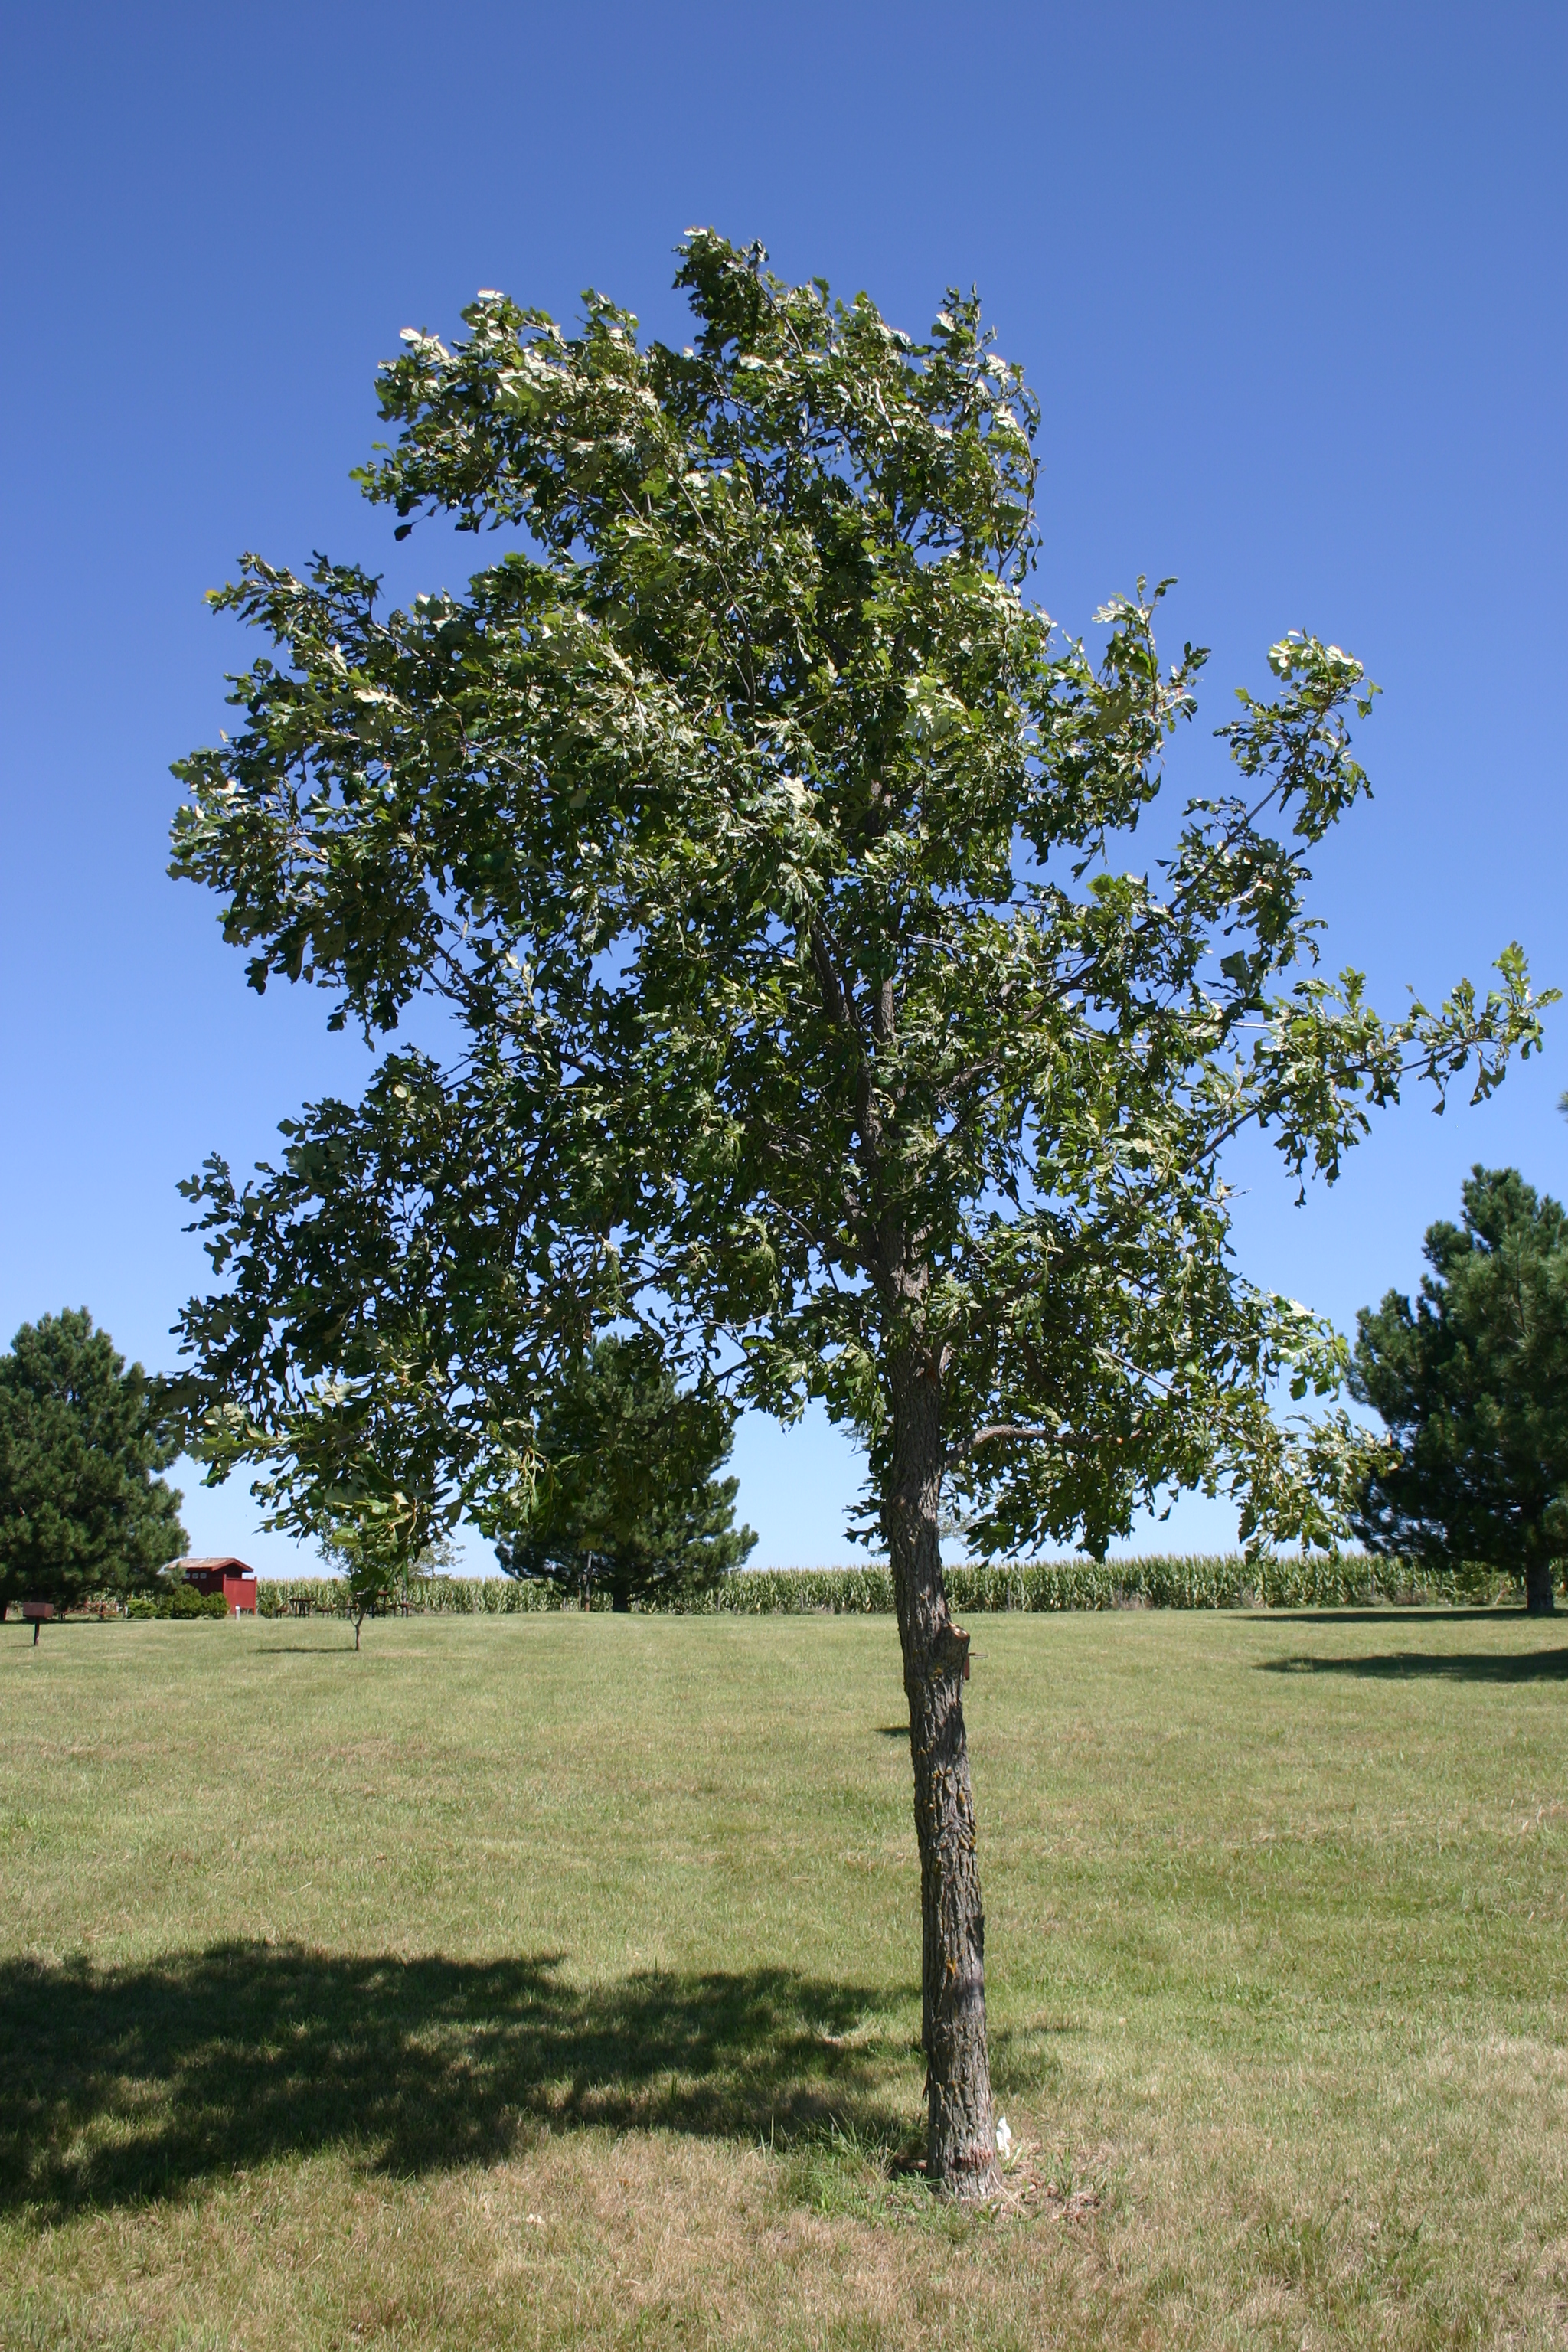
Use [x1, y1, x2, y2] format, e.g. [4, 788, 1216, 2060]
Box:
[0, 1945, 905, 2220]
[1259, 1648, 1568, 1683]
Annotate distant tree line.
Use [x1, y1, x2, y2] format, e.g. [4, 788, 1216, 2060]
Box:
[6, 1207, 1568, 1625]
[0, 1308, 754, 1627]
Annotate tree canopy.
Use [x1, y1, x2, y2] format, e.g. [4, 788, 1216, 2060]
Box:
[0, 1310, 187, 1615]
[1352, 1167, 1568, 1614]
[171, 233, 1548, 2194]
[495, 1333, 755, 1609]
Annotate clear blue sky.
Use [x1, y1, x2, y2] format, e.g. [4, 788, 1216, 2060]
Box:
[2, 2, 1563, 1571]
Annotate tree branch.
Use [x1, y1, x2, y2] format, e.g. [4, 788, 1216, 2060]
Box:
[947, 1421, 1130, 1467]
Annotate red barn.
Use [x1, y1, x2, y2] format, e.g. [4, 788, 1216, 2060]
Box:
[177, 1557, 259, 1615]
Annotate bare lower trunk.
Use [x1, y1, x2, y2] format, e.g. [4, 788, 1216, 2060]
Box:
[1526, 1558, 1557, 1616]
[887, 1348, 1000, 2201]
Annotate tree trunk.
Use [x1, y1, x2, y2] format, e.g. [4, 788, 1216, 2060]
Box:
[887, 1348, 1001, 2201]
[1525, 1558, 1557, 1615]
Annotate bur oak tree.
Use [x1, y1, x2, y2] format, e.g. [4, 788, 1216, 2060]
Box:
[1353, 1168, 1568, 1614]
[0, 1311, 187, 1615]
[172, 235, 1548, 2197]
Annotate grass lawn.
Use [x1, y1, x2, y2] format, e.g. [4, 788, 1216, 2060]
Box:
[2, 1607, 1565, 2350]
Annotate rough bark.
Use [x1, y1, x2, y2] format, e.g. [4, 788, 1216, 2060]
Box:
[887, 1346, 1001, 2201]
[1525, 1557, 1557, 1615]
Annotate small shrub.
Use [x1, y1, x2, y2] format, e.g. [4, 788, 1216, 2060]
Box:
[172, 1586, 228, 1619]
[126, 1587, 230, 1621]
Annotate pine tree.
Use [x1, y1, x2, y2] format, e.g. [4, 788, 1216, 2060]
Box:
[1353, 1168, 1568, 1613]
[0, 1311, 187, 1614]
[495, 1335, 755, 1610]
